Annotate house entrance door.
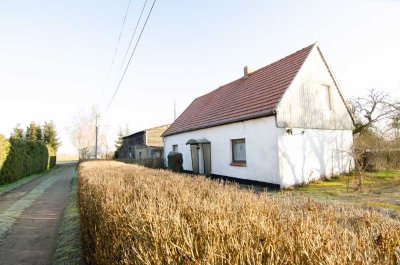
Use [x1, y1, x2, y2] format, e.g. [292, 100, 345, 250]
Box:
[190, 144, 199, 174]
[202, 143, 211, 176]
[187, 139, 211, 176]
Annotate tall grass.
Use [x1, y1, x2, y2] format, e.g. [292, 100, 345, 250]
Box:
[78, 161, 400, 264]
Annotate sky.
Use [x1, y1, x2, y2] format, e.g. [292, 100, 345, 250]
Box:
[1, 0, 399, 154]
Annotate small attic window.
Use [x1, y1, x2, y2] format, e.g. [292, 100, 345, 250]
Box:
[321, 84, 331, 110]
[172, 144, 178, 152]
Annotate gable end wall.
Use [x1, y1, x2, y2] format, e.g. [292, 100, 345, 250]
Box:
[276, 46, 353, 130]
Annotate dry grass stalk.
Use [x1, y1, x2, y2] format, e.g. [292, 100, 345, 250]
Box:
[78, 161, 400, 265]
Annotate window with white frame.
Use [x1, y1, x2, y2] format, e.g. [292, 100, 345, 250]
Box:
[231, 139, 246, 165]
[321, 84, 331, 110]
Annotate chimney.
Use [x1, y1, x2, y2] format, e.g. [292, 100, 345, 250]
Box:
[243, 66, 256, 77]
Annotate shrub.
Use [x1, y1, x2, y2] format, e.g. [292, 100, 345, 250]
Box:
[0, 137, 56, 184]
[167, 151, 183, 172]
[47, 145, 57, 169]
[363, 150, 400, 170]
[0, 135, 10, 171]
[78, 161, 400, 265]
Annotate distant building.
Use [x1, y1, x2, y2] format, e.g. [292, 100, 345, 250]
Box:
[162, 43, 354, 188]
[119, 124, 170, 160]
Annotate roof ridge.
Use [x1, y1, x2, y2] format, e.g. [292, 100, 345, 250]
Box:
[125, 124, 171, 138]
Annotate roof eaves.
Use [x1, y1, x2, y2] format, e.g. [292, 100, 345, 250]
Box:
[163, 109, 276, 137]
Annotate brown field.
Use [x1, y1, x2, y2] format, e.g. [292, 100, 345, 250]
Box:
[78, 161, 400, 265]
[57, 154, 79, 162]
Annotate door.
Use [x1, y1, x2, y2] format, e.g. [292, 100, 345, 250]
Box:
[202, 143, 211, 176]
[190, 144, 199, 174]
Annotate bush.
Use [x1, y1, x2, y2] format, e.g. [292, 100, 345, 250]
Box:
[78, 161, 400, 265]
[0, 135, 10, 171]
[0, 137, 56, 184]
[167, 152, 183, 172]
[363, 150, 400, 170]
[47, 145, 57, 169]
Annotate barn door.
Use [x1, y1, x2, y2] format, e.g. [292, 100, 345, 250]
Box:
[190, 144, 199, 174]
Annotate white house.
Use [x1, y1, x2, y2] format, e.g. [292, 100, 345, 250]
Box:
[162, 43, 354, 188]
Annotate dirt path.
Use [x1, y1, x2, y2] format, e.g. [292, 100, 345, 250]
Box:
[0, 167, 63, 213]
[0, 163, 76, 265]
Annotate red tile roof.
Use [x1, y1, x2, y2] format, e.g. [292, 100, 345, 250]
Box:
[163, 44, 315, 137]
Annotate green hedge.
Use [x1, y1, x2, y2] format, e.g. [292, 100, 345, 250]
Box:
[0, 135, 10, 171]
[0, 135, 56, 185]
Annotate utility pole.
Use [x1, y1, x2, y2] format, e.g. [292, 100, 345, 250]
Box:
[174, 99, 176, 121]
[95, 113, 98, 159]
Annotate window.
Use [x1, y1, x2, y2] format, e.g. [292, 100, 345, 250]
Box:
[321, 84, 331, 110]
[231, 139, 246, 165]
[128, 146, 132, 158]
[172, 144, 178, 152]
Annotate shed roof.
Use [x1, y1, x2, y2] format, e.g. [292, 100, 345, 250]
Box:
[163, 44, 315, 137]
[123, 124, 171, 139]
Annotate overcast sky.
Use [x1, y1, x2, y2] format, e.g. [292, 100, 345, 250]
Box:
[1, 0, 399, 154]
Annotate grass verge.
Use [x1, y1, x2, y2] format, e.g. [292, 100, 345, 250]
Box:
[53, 168, 84, 265]
[0, 166, 59, 196]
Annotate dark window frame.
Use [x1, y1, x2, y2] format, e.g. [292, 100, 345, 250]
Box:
[231, 138, 246, 166]
[172, 144, 178, 152]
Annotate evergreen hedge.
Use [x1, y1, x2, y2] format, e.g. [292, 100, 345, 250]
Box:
[0, 135, 10, 172]
[0, 135, 56, 185]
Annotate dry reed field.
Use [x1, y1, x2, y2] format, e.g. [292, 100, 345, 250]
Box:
[78, 161, 400, 265]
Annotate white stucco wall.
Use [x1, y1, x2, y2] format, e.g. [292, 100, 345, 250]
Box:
[277, 128, 353, 188]
[163, 117, 281, 184]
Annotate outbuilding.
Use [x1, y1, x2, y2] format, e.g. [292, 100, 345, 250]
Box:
[119, 124, 170, 160]
[162, 43, 354, 188]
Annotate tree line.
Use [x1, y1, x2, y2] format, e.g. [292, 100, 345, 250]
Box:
[10, 121, 61, 152]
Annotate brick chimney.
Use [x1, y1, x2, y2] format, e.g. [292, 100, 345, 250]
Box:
[244, 66, 256, 77]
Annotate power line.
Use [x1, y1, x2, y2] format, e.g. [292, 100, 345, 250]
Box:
[105, 0, 157, 113]
[104, 0, 132, 90]
[116, 0, 149, 78]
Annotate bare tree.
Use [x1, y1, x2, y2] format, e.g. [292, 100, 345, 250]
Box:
[349, 89, 393, 135]
[69, 106, 109, 159]
[349, 89, 400, 174]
